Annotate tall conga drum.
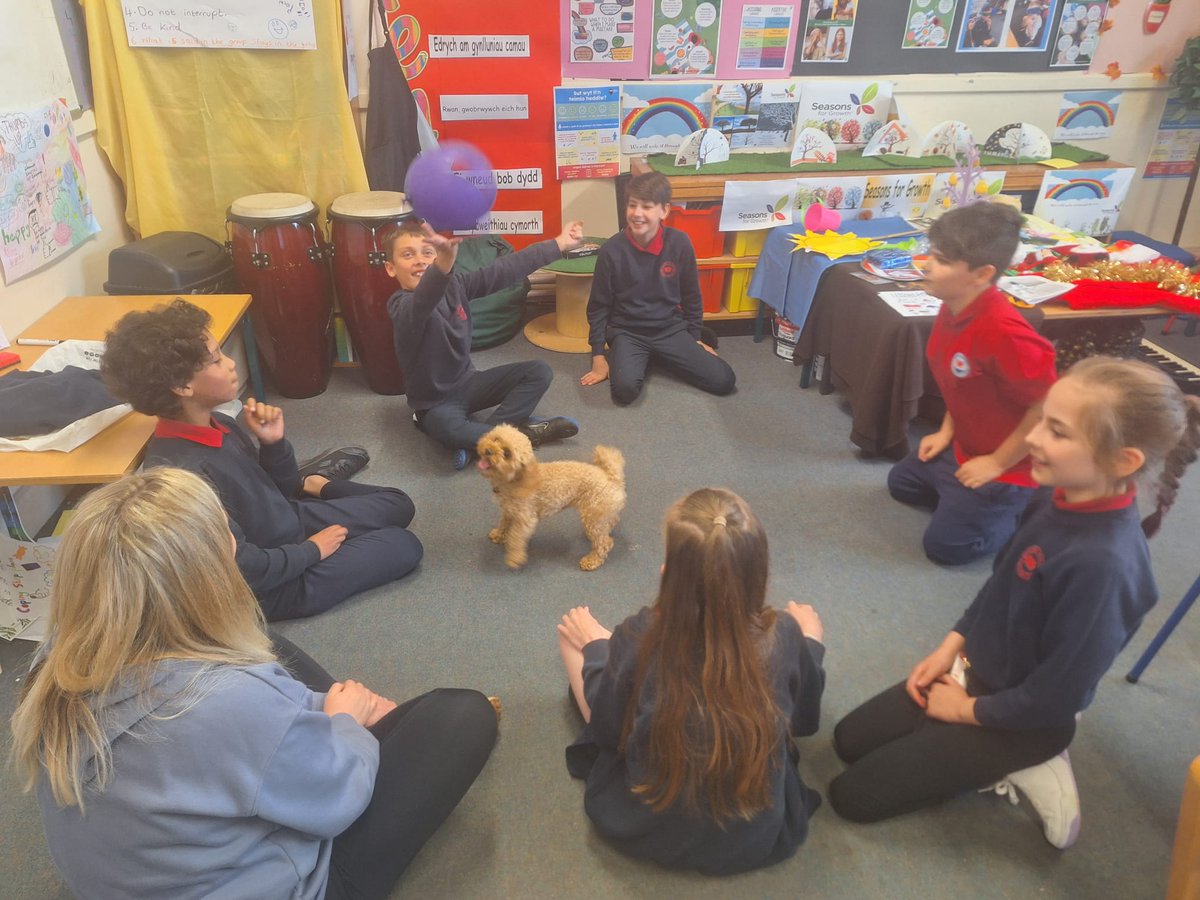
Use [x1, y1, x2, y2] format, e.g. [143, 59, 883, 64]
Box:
[226, 193, 334, 399]
[327, 191, 413, 395]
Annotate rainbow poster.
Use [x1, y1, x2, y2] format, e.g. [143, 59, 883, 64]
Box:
[620, 83, 714, 155]
[1054, 89, 1120, 141]
[1033, 167, 1134, 237]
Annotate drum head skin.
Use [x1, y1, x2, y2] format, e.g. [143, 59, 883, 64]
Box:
[329, 191, 413, 219]
[229, 192, 316, 219]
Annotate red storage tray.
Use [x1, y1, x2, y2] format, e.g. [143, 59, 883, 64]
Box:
[697, 267, 727, 314]
[665, 205, 724, 258]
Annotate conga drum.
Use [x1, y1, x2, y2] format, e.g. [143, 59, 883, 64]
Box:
[327, 191, 413, 395]
[226, 193, 334, 399]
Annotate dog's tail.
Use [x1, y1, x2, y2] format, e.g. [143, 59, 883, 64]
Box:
[592, 446, 625, 486]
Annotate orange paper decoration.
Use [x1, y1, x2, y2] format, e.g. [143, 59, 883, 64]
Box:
[1105, 61, 1122, 79]
[1151, 64, 1168, 82]
[1099, 18, 1114, 33]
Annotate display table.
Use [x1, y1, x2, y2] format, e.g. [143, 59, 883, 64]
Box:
[523, 240, 605, 354]
[0, 294, 253, 486]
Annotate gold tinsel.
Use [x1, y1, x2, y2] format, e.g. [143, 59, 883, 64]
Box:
[1041, 259, 1200, 300]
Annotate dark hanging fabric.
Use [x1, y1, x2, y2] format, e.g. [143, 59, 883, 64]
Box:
[364, 0, 422, 191]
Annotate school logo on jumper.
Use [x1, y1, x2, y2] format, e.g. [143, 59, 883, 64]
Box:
[661, 261, 676, 277]
[950, 352, 972, 378]
[457, 305, 467, 321]
[1016, 545, 1045, 581]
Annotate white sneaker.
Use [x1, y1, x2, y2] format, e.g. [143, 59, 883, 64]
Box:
[986, 751, 1081, 849]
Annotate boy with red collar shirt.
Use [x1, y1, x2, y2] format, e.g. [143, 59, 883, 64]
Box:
[887, 203, 1056, 565]
[581, 173, 736, 405]
[102, 299, 422, 621]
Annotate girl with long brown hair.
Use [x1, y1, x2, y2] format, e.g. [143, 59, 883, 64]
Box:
[831, 357, 1200, 850]
[557, 488, 827, 874]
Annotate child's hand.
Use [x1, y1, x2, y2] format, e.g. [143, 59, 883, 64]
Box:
[308, 524, 348, 559]
[557, 606, 612, 651]
[697, 341, 719, 357]
[419, 221, 462, 274]
[243, 398, 285, 445]
[905, 645, 958, 708]
[917, 430, 951, 462]
[785, 601, 824, 643]
[955, 454, 1004, 489]
[555, 220, 585, 253]
[924, 676, 977, 725]
[581, 355, 609, 386]
[324, 680, 392, 726]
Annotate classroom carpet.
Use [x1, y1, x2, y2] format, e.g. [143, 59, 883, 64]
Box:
[0, 329, 1197, 900]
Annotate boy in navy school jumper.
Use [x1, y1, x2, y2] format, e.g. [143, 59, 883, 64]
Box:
[887, 202, 1056, 565]
[101, 299, 422, 621]
[386, 219, 585, 470]
[581, 172, 736, 405]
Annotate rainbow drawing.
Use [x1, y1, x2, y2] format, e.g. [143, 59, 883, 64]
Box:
[1045, 178, 1110, 200]
[1056, 100, 1116, 130]
[621, 98, 708, 137]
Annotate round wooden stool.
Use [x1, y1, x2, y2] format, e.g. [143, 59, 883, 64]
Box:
[524, 238, 606, 354]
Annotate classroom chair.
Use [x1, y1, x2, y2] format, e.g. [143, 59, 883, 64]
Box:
[1126, 571, 1199, 683]
[1167, 755, 1200, 900]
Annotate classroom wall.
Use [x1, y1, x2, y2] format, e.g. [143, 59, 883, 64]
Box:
[1090, 0, 1200, 76]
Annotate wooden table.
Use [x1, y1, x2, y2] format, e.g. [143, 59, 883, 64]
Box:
[523, 242, 606, 354]
[1, 294, 252, 486]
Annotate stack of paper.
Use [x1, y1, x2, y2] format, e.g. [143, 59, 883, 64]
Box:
[998, 276, 1077, 305]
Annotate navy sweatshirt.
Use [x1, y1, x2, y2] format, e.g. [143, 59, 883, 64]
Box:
[145, 414, 320, 593]
[587, 227, 703, 355]
[387, 239, 563, 410]
[955, 487, 1157, 730]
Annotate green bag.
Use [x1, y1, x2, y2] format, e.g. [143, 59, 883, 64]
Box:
[455, 235, 530, 350]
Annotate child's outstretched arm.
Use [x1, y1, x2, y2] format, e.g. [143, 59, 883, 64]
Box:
[403, 224, 463, 322]
[956, 404, 1041, 489]
[456, 221, 584, 301]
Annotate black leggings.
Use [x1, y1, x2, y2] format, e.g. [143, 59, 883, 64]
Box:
[828, 681, 1075, 823]
[271, 633, 497, 900]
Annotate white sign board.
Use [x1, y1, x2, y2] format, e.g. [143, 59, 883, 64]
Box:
[440, 94, 529, 121]
[454, 211, 544, 236]
[428, 34, 530, 58]
[120, 1, 317, 50]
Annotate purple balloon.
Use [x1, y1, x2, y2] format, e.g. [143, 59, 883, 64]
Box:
[404, 140, 497, 232]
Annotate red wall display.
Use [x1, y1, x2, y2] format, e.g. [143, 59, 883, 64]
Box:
[383, 0, 562, 249]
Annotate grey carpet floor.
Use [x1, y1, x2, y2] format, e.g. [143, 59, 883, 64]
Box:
[1, 332, 1197, 899]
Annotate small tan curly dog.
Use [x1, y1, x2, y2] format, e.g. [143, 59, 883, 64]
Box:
[476, 424, 625, 571]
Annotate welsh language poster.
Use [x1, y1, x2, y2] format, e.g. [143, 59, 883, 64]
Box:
[957, 0, 1058, 52]
[554, 86, 621, 179]
[568, 0, 638, 64]
[1145, 99, 1200, 180]
[651, 0, 722, 77]
[796, 81, 891, 148]
[1032, 167, 1134, 236]
[710, 81, 799, 149]
[717, 4, 799, 76]
[620, 82, 714, 154]
[799, 0, 856, 63]
[1049, 1, 1107, 67]
[0, 99, 100, 284]
[902, 0, 959, 49]
[1054, 90, 1120, 141]
[120, 0, 317, 50]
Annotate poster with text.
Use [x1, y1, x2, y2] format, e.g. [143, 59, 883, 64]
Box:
[799, 0, 855, 63]
[720, 178, 797, 230]
[1145, 99, 1200, 180]
[121, 0, 317, 49]
[1054, 90, 1120, 141]
[554, 86, 621, 179]
[711, 81, 799, 149]
[568, 0, 638, 64]
[957, 0, 1057, 52]
[794, 176, 867, 214]
[902, 0, 958, 49]
[620, 82, 714, 154]
[1032, 168, 1134, 236]
[0, 99, 100, 284]
[796, 80, 891, 148]
[1049, 1, 1106, 67]
[860, 172, 936, 220]
[715, 4, 800, 76]
[651, 0, 722, 77]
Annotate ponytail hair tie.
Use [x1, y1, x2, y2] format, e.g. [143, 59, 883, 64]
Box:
[712, 515, 727, 527]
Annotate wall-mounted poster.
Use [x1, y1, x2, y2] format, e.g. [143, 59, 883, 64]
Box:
[1032, 167, 1134, 236]
[714, 3, 802, 77]
[568, 0, 639, 64]
[1145, 99, 1200, 180]
[651, 0, 722, 77]
[120, 0, 318, 49]
[710, 81, 799, 149]
[799, 0, 856, 63]
[902, 0, 959, 49]
[795, 80, 891, 148]
[1049, 1, 1107, 67]
[1054, 90, 1120, 141]
[554, 86, 621, 179]
[620, 82, 714, 154]
[719, 178, 797, 230]
[957, 0, 1058, 52]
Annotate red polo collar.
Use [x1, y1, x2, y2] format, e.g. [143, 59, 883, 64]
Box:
[626, 226, 664, 255]
[154, 417, 229, 448]
[1052, 484, 1136, 513]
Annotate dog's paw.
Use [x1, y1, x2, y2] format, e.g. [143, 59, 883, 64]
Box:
[488, 528, 507, 544]
[505, 552, 527, 570]
[579, 553, 606, 571]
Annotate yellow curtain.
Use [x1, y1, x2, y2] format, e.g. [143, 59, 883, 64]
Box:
[82, 0, 367, 241]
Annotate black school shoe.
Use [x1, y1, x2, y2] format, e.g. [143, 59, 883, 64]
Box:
[297, 446, 370, 482]
[519, 416, 579, 448]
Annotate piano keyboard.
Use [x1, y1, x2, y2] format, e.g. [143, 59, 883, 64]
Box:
[1139, 340, 1200, 395]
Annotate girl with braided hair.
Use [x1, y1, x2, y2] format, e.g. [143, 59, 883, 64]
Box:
[556, 488, 827, 873]
[830, 356, 1200, 850]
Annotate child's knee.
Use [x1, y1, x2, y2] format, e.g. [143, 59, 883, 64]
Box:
[527, 359, 553, 388]
[827, 772, 885, 823]
[610, 378, 643, 405]
[922, 528, 986, 566]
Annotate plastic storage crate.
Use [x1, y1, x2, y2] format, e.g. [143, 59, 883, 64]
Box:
[697, 267, 727, 314]
[665, 205, 723, 258]
[723, 263, 760, 312]
[726, 230, 768, 258]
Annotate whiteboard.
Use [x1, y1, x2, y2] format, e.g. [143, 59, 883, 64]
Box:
[0, 0, 77, 111]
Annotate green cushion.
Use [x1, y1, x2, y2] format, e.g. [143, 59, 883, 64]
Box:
[456, 236, 530, 350]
